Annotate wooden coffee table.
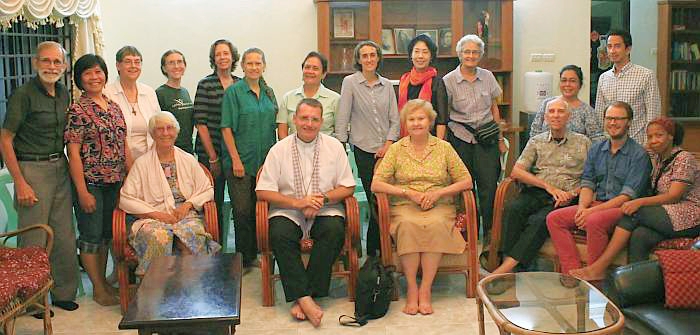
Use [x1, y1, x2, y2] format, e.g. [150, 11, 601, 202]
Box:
[118, 253, 242, 335]
[476, 272, 624, 335]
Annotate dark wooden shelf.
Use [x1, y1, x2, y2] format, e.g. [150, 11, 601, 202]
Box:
[671, 60, 700, 64]
[672, 29, 700, 35]
[671, 90, 700, 93]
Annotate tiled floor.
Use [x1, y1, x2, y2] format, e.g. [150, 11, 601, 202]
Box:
[12, 265, 503, 335]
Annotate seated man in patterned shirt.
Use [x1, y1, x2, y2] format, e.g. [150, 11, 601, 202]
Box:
[490, 97, 591, 277]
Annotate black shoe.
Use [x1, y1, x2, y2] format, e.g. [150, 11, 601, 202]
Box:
[31, 310, 54, 319]
[52, 300, 79, 311]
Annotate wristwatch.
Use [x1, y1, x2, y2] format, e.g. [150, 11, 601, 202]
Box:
[322, 192, 330, 205]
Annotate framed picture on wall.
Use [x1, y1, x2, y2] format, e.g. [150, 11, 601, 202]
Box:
[393, 28, 415, 54]
[439, 28, 453, 54]
[333, 9, 354, 38]
[416, 29, 438, 45]
[381, 29, 396, 54]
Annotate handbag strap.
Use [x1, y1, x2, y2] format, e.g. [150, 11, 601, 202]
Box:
[339, 314, 368, 327]
[652, 150, 684, 194]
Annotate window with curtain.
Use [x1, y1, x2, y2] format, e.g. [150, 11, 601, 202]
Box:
[0, 18, 74, 125]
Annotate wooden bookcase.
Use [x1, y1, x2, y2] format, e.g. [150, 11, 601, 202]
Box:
[658, 1, 700, 150]
[315, 0, 516, 167]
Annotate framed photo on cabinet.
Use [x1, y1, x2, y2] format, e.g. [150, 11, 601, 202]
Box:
[333, 9, 354, 38]
[394, 28, 415, 54]
[381, 29, 396, 54]
[416, 29, 438, 45]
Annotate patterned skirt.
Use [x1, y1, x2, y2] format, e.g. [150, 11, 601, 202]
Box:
[129, 211, 221, 275]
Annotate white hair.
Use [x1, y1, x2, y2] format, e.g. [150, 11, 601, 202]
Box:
[546, 97, 570, 113]
[35, 41, 67, 62]
[148, 111, 181, 136]
[455, 34, 484, 55]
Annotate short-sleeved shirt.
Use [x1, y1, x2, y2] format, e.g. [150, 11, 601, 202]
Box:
[374, 135, 470, 206]
[516, 131, 591, 192]
[580, 137, 651, 201]
[334, 72, 400, 153]
[276, 84, 340, 137]
[193, 73, 240, 160]
[220, 79, 278, 176]
[64, 94, 127, 184]
[3, 76, 69, 155]
[156, 84, 194, 153]
[652, 148, 700, 231]
[529, 96, 604, 141]
[443, 66, 502, 144]
[594, 62, 661, 144]
[256, 133, 356, 226]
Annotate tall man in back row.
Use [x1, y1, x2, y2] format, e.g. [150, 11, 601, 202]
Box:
[0, 41, 80, 311]
[595, 29, 660, 145]
[257, 98, 355, 327]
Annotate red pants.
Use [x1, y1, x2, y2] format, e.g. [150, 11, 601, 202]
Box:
[545, 202, 623, 274]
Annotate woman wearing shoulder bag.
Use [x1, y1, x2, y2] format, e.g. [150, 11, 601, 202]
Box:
[443, 34, 506, 245]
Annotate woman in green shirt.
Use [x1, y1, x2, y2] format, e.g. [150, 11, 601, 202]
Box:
[156, 49, 194, 153]
[221, 47, 277, 268]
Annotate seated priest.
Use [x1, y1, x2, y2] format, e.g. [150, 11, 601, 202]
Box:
[256, 98, 356, 327]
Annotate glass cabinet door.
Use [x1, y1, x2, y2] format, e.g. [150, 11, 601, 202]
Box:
[381, 1, 453, 56]
[463, 0, 504, 70]
[328, 1, 370, 73]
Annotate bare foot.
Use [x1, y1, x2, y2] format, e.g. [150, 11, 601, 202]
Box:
[290, 302, 306, 320]
[297, 296, 323, 327]
[570, 266, 605, 281]
[93, 291, 119, 306]
[418, 287, 433, 315]
[403, 285, 418, 315]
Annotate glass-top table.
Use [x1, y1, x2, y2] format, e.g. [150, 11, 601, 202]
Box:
[476, 272, 624, 335]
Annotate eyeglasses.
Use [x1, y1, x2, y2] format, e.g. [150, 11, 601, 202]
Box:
[166, 60, 185, 66]
[604, 116, 628, 122]
[38, 58, 64, 67]
[461, 50, 481, 56]
[121, 59, 142, 66]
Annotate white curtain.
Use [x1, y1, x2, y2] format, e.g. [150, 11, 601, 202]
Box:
[1, 0, 99, 27]
[1, 0, 104, 96]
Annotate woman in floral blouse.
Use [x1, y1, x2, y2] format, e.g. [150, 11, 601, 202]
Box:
[572, 117, 700, 281]
[65, 54, 130, 306]
[529, 65, 604, 141]
[372, 99, 472, 315]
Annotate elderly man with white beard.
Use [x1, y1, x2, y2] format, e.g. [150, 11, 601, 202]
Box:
[0, 41, 80, 312]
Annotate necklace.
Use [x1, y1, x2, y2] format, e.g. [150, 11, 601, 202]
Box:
[129, 102, 138, 115]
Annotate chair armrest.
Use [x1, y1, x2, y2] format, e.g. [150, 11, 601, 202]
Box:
[375, 192, 393, 267]
[256, 200, 270, 253]
[344, 196, 361, 250]
[203, 201, 219, 243]
[462, 190, 479, 264]
[488, 178, 520, 270]
[609, 259, 665, 308]
[112, 208, 127, 260]
[0, 224, 54, 256]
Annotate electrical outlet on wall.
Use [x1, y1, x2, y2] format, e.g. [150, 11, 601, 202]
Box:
[530, 53, 543, 62]
[541, 53, 555, 62]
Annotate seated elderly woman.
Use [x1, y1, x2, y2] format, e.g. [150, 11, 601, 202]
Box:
[119, 111, 221, 275]
[372, 99, 472, 315]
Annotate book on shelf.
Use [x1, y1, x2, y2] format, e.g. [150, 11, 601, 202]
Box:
[672, 8, 700, 31]
[670, 70, 700, 91]
[672, 42, 700, 61]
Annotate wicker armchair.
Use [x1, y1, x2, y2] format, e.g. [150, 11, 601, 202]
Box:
[112, 163, 220, 314]
[375, 189, 480, 298]
[255, 167, 360, 306]
[0, 224, 54, 335]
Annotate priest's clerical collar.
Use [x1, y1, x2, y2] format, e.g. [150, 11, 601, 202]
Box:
[295, 133, 319, 145]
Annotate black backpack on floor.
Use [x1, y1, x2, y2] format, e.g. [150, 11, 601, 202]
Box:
[339, 256, 395, 326]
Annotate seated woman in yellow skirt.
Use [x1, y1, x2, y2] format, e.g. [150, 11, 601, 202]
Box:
[372, 99, 472, 315]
